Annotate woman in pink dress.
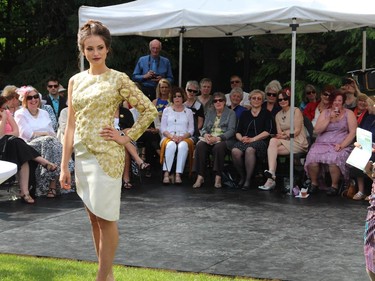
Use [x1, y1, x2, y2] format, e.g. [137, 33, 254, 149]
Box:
[304, 90, 357, 195]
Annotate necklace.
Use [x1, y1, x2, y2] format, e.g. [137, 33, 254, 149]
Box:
[281, 108, 288, 122]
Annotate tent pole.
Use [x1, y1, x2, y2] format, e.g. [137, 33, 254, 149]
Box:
[178, 27, 185, 87]
[289, 18, 299, 195]
[362, 28, 367, 71]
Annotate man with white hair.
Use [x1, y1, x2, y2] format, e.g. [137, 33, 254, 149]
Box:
[132, 39, 174, 101]
[225, 75, 250, 109]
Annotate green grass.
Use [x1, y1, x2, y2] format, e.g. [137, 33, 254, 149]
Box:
[0, 254, 276, 281]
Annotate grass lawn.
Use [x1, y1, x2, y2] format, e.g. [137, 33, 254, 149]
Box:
[0, 254, 277, 281]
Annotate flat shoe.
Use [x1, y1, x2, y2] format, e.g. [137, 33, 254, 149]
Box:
[163, 175, 170, 184]
[326, 186, 339, 196]
[175, 175, 182, 184]
[242, 185, 250, 191]
[353, 191, 366, 200]
[309, 184, 319, 194]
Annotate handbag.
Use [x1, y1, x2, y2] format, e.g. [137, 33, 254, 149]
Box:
[221, 168, 238, 189]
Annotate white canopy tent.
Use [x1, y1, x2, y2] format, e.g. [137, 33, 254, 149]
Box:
[79, 0, 375, 193]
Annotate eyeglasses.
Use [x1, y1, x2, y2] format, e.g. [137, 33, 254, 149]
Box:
[251, 96, 262, 101]
[306, 91, 316, 95]
[267, 92, 278, 97]
[278, 98, 289, 102]
[230, 80, 241, 84]
[186, 88, 198, 94]
[213, 99, 225, 103]
[47, 85, 59, 88]
[26, 94, 40, 101]
[322, 92, 330, 97]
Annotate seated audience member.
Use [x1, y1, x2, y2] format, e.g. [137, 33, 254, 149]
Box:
[114, 103, 150, 189]
[137, 79, 171, 177]
[56, 107, 68, 143]
[259, 88, 308, 191]
[192, 92, 236, 189]
[353, 93, 369, 125]
[153, 78, 172, 119]
[303, 85, 335, 127]
[263, 80, 282, 117]
[44, 78, 67, 119]
[160, 87, 194, 184]
[299, 84, 318, 111]
[14, 86, 65, 197]
[2, 85, 21, 116]
[350, 96, 375, 200]
[40, 93, 58, 132]
[227, 87, 247, 119]
[198, 78, 213, 115]
[304, 90, 357, 195]
[184, 80, 204, 144]
[0, 96, 57, 204]
[342, 77, 360, 110]
[231, 90, 274, 190]
[225, 75, 250, 108]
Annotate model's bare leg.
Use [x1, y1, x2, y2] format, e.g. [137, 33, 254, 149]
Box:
[86, 208, 118, 281]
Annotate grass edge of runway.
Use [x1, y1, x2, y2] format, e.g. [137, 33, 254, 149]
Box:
[0, 253, 279, 281]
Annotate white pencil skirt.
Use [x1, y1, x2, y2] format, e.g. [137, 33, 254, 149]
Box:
[74, 135, 121, 221]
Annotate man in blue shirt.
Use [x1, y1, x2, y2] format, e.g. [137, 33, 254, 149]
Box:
[132, 39, 173, 101]
[43, 77, 67, 119]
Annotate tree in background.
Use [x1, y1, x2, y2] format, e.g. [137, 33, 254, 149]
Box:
[0, 1, 374, 104]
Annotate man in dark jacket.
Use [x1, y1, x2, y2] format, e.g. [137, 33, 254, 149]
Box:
[44, 77, 67, 119]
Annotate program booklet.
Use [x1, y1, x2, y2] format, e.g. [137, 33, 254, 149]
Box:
[346, 127, 373, 171]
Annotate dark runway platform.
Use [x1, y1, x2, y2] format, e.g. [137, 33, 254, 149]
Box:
[0, 175, 370, 281]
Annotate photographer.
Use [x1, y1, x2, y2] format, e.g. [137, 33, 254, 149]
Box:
[132, 39, 174, 101]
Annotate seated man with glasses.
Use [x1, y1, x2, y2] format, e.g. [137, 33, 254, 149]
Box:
[43, 77, 67, 120]
[262, 80, 282, 117]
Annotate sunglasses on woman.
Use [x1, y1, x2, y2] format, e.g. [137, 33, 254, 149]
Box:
[267, 92, 277, 97]
[26, 94, 40, 101]
[186, 88, 198, 94]
[213, 99, 225, 103]
[278, 98, 289, 102]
